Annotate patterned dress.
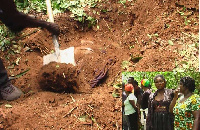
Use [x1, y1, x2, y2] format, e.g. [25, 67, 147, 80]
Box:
[173, 94, 200, 130]
[146, 88, 174, 130]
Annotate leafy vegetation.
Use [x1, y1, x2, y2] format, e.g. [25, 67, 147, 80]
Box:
[0, 0, 99, 50]
[122, 71, 200, 94]
[15, 0, 98, 26]
[121, 60, 130, 70]
[173, 32, 199, 72]
[0, 26, 16, 51]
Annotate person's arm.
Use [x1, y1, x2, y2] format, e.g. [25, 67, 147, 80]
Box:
[129, 100, 138, 111]
[192, 110, 200, 130]
[137, 89, 143, 107]
[146, 95, 152, 130]
[141, 92, 150, 109]
[0, 0, 18, 14]
[169, 89, 179, 113]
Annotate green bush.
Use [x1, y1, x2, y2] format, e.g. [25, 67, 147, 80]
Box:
[0, 0, 99, 49]
[15, 0, 97, 26]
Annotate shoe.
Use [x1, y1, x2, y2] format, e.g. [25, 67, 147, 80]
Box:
[0, 82, 23, 101]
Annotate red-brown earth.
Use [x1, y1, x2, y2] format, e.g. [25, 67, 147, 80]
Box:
[0, 0, 199, 129]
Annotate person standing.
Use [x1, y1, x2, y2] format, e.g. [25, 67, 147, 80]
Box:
[140, 79, 152, 130]
[122, 82, 129, 130]
[141, 79, 152, 110]
[123, 83, 139, 130]
[128, 77, 143, 129]
[169, 76, 200, 130]
[128, 77, 143, 107]
[146, 74, 174, 130]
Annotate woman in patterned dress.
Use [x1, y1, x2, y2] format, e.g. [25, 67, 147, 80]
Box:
[169, 76, 200, 130]
[146, 74, 174, 130]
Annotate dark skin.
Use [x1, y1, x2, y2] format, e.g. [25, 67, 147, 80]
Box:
[146, 77, 167, 128]
[141, 84, 150, 93]
[128, 78, 142, 106]
[141, 84, 146, 91]
[128, 78, 134, 85]
[0, 0, 60, 35]
[154, 77, 166, 101]
[169, 82, 200, 130]
[141, 84, 151, 109]
[124, 91, 138, 111]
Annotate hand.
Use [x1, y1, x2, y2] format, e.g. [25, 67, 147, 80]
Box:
[174, 88, 180, 98]
[46, 22, 60, 35]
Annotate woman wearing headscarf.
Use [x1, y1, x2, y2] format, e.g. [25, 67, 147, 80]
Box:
[141, 79, 152, 120]
[123, 83, 139, 130]
[146, 74, 174, 130]
[169, 76, 200, 130]
[140, 79, 152, 129]
[141, 79, 152, 110]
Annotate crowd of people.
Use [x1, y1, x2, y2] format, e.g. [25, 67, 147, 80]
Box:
[122, 74, 200, 130]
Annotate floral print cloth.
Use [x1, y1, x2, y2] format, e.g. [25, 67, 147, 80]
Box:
[173, 94, 200, 130]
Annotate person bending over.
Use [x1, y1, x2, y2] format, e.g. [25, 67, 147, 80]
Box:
[0, 0, 60, 101]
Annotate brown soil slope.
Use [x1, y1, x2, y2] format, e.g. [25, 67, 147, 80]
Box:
[0, 0, 198, 129]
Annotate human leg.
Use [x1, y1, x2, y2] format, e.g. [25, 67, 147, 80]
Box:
[128, 112, 138, 130]
[0, 58, 23, 101]
[123, 111, 129, 130]
[0, 58, 9, 86]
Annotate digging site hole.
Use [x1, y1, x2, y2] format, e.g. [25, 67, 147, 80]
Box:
[38, 62, 79, 93]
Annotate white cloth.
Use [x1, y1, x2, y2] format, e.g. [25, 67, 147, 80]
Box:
[124, 93, 137, 115]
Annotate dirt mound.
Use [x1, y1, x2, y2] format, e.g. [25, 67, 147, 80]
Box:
[38, 62, 79, 92]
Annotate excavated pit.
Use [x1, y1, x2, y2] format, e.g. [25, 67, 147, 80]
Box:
[38, 62, 79, 93]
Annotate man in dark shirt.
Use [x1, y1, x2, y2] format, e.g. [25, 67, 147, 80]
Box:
[141, 79, 152, 110]
[0, 0, 60, 101]
[141, 79, 152, 120]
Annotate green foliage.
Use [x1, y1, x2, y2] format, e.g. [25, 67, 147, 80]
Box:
[14, 0, 98, 27]
[122, 71, 200, 94]
[118, 0, 126, 5]
[65, 0, 98, 27]
[0, 25, 16, 51]
[173, 33, 199, 72]
[15, 0, 47, 13]
[121, 60, 130, 70]
[1, 0, 100, 49]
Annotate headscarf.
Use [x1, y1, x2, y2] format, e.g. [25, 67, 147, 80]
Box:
[141, 79, 150, 87]
[125, 84, 134, 92]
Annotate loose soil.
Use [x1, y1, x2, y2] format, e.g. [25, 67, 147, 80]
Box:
[0, 0, 199, 129]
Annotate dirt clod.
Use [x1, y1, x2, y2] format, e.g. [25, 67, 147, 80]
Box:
[38, 62, 79, 93]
